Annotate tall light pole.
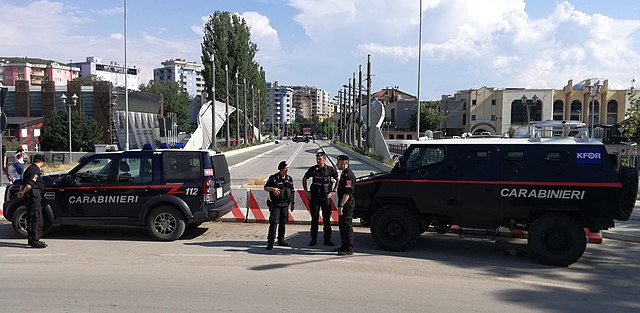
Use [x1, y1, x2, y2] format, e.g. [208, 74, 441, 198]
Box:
[61, 93, 78, 163]
[124, 0, 129, 150]
[225, 64, 230, 147]
[342, 86, 347, 142]
[366, 54, 372, 151]
[521, 94, 538, 134]
[358, 65, 363, 148]
[416, 0, 423, 141]
[257, 88, 262, 142]
[243, 78, 248, 144]
[352, 72, 357, 147]
[208, 51, 216, 151]
[235, 70, 240, 146]
[347, 79, 352, 145]
[251, 84, 255, 144]
[586, 80, 603, 137]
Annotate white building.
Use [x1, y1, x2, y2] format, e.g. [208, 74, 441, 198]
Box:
[69, 56, 140, 90]
[153, 59, 204, 98]
[266, 81, 295, 132]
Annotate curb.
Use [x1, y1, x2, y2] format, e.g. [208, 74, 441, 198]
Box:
[328, 143, 392, 172]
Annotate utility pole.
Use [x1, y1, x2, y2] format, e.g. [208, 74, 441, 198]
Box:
[235, 70, 240, 146]
[251, 84, 255, 144]
[243, 78, 248, 145]
[347, 78, 352, 145]
[358, 65, 363, 148]
[338, 90, 343, 142]
[416, 0, 423, 141]
[366, 54, 372, 151]
[342, 86, 347, 143]
[225, 64, 230, 147]
[210, 53, 216, 151]
[257, 89, 261, 142]
[352, 72, 357, 147]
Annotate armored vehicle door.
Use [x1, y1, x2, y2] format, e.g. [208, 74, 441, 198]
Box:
[451, 145, 502, 228]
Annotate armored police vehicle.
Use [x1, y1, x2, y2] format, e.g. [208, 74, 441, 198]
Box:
[354, 122, 638, 266]
[3, 147, 233, 241]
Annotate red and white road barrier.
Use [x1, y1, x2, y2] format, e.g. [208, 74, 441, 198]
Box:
[246, 189, 340, 225]
[219, 189, 248, 222]
[0, 207, 5, 222]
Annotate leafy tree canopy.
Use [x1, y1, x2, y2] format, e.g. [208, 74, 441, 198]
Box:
[139, 81, 191, 132]
[410, 101, 446, 132]
[40, 110, 103, 152]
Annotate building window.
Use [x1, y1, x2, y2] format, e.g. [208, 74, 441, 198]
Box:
[553, 100, 564, 120]
[570, 100, 582, 121]
[491, 99, 496, 106]
[462, 114, 466, 125]
[491, 115, 496, 121]
[472, 99, 477, 105]
[607, 100, 618, 124]
[511, 99, 542, 124]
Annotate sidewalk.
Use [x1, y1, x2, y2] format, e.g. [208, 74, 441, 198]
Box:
[602, 203, 640, 243]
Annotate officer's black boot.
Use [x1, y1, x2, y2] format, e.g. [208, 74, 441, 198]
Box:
[266, 241, 274, 250]
[324, 240, 335, 246]
[309, 239, 317, 246]
[277, 239, 290, 247]
[30, 241, 47, 249]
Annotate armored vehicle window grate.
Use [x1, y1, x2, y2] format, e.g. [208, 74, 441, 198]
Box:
[546, 151, 568, 162]
[469, 150, 489, 161]
[405, 146, 445, 170]
[163, 152, 201, 181]
[505, 151, 525, 161]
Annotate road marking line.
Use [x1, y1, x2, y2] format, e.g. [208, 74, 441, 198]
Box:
[285, 143, 305, 168]
[4, 254, 67, 257]
[496, 277, 587, 291]
[229, 144, 289, 169]
[159, 254, 231, 257]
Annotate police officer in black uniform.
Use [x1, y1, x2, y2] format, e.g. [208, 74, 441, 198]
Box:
[302, 152, 339, 246]
[335, 155, 356, 255]
[17, 154, 47, 249]
[264, 161, 295, 250]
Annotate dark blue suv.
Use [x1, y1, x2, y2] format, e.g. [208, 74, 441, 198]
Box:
[3, 148, 233, 241]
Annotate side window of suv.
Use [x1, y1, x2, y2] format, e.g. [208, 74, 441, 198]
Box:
[117, 157, 153, 183]
[405, 146, 445, 171]
[74, 157, 114, 184]
[163, 152, 201, 181]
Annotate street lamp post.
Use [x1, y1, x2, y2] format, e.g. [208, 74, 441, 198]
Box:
[243, 78, 248, 145]
[235, 70, 240, 146]
[257, 88, 262, 142]
[61, 93, 78, 163]
[251, 84, 255, 144]
[225, 64, 230, 147]
[208, 51, 216, 151]
[586, 80, 603, 137]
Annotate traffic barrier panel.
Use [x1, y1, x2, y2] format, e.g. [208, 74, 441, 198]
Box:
[219, 189, 248, 222]
[246, 189, 341, 225]
[0, 207, 5, 221]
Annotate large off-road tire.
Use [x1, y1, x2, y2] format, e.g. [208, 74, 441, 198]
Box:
[147, 206, 186, 241]
[371, 206, 419, 251]
[528, 214, 586, 266]
[11, 205, 52, 238]
[615, 166, 638, 221]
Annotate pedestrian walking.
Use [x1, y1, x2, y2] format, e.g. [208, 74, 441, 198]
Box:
[335, 155, 356, 255]
[14, 147, 28, 179]
[302, 152, 339, 246]
[264, 161, 295, 250]
[16, 154, 47, 248]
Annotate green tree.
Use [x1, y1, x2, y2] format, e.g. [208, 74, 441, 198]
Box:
[40, 110, 103, 152]
[139, 81, 191, 132]
[202, 11, 268, 142]
[410, 101, 446, 132]
[623, 86, 640, 141]
[72, 74, 111, 87]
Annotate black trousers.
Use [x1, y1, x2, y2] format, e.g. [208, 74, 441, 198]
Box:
[26, 196, 43, 242]
[338, 202, 354, 250]
[310, 196, 332, 241]
[267, 204, 289, 243]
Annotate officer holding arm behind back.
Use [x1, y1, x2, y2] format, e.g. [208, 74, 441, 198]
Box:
[335, 155, 356, 255]
[264, 161, 295, 250]
[16, 154, 47, 248]
[302, 152, 339, 247]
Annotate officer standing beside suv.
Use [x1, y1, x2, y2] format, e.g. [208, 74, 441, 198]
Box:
[16, 154, 47, 249]
[264, 161, 295, 250]
[302, 152, 339, 246]
[335, 155, 356, 255]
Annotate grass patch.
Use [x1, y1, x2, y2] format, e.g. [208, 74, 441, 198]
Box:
[246, 175, 266, 187]
[221, 140, 272, 153]
[334, 141, 396, 167]
[43, 162, 78, 174]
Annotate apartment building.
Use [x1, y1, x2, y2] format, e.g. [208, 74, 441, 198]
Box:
[0, 57, 79, 87]
[153, 58, 204, 98]
[266, 81, 295, 131]
[69, 56, 141, 90]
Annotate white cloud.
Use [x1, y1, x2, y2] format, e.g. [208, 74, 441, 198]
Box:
[110, 33, 124, 40]
[239, 11, 282, 60]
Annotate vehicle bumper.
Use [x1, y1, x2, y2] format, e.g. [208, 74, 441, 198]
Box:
[206, 200, 234, 220]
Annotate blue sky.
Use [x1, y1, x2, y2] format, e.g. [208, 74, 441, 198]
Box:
[1, 0, 639, 99]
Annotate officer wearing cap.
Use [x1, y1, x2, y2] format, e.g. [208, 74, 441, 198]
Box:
[264, 160, 295, 250]
[17, 154, 47, 248]
[335, 155, 356, 255]
[302, 151, 339, 246]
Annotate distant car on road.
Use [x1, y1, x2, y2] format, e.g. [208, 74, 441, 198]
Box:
[292, 136, 309, 143]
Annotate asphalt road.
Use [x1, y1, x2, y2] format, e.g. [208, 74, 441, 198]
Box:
[228, 140, 384, 187]
[0, 222, 638, 313]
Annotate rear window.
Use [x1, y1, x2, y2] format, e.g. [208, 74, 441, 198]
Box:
[163, 152, 201, 180]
